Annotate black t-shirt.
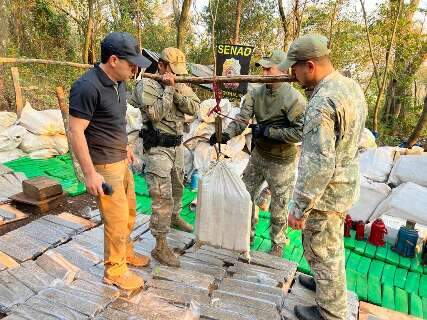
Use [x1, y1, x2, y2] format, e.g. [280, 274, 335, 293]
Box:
[69, 64, 127, 165]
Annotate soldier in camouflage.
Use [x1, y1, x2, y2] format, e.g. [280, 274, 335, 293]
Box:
[210, 50, 307, 256]
[129, 48, 200, 267]
[281, 35, 367, 320]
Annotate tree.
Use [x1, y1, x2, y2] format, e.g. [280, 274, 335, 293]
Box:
[406, 95, 427, 147]
[233, 0, 243, 44]
[82, 0, 94, 64]
[176, 0, 192, 51]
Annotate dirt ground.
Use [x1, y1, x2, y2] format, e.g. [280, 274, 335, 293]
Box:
[0, 192, 97, 236]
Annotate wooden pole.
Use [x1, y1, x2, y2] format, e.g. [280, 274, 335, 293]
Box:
[10, 67, 24, 117]
[0, 57, 92, 69]
[55, 86, 84, 182]
[141, 73, 296, 84]
[0, 57, 297, 83]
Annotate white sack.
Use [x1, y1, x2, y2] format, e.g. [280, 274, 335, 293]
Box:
[348, 176, 391, 222]
[0, 112, 17, 130]
[0, 149, 26, 163]
[371, 182, 427, 225]
[20, 132, 68, 154]
[359, 146, 399, 182]
[28, 148, 59, 159]
[225, 151, 250, 177]
[198, 99, 232, 123]
[388, 154, 427, 187]
[195, 160, 251, 252]
[222, 135, 246, 158]
[193, 142, 217, 174]
[0, 125, 27, 151]
[126, 104, 142, 134]
[19, 102, 65, 135]
[358, 128, 377, 150]
[184, 148, 194, 176]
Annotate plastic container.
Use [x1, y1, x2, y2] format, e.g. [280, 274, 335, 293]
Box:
[190, 170, 200, 190]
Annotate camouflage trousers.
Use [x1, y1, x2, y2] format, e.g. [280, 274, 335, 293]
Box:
[303, 210, 347, 320]
[242, 148, 297, 245]
[145, 146, 184, 237]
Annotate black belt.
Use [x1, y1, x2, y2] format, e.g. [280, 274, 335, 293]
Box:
[157, 134, 183, 148]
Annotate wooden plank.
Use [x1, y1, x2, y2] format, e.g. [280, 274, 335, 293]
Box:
[10, 67, 24, 117]
[0, 205, 27, 225]
[22, 176, 63, 201]
[359, 301, 422, 320]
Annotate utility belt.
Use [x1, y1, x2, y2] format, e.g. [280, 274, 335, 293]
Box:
[139, 123, 182, 150]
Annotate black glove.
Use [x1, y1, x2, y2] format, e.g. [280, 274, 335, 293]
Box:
[209, 132, 231, 145]
[249, 124, 269, 139]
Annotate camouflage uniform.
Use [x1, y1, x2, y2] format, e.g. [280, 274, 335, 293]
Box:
[129, 79, 200, 236]
[224, 83, 306, 245]
[292, 71, 367, 320]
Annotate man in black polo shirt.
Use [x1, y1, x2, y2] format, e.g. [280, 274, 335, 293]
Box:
[69, 32, 150, 291]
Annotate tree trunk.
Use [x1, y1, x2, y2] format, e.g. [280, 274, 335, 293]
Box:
[82, 0, 94, 64]
[406, 95, 427, 148]
[372, 0, 403, 133]
[233, 0, 243, 44]
[293, 0, 302, 39]
[176, 0, 192, 51]
[328, 0, 341, 49]
[360, 0, 381, 91]
[135, 0, 142, 51]
[278, 0, 291, 50]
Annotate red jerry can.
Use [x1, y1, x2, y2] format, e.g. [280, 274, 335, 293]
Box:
[344, 215, 352, 238]
[368, 218, 388, 246]
[355, 221, 365, 241]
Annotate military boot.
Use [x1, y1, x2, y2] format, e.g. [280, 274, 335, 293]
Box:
[151, 235, 181, 267]
[298, 274, 316, 292]
[103, 270, 144, 291]
[294, 305, 325, 320]
[171, 215, 193, 233]
[269, 243, 283, 257]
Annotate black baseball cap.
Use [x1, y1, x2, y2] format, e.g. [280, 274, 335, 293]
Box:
[101, 32, 151, 68]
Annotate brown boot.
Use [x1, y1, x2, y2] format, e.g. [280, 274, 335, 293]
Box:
[270, 243, 284, 257]
[127, 252, 150, 267]
[151, 235, 181, 267]
[103, 270, 144, 291]
[171, 215, 193, 233]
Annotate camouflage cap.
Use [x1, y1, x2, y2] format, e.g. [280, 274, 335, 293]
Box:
[160, 47, 188, 75]
[255, 50, 286, 68]
[279, 34, 330, 71]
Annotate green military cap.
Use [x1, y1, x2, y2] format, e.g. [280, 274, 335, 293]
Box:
[160, 47, 188, 75]
[255, 50, 286, 68]
[279, 34, 330, 71]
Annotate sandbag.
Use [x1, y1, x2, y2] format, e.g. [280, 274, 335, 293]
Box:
[195, 160, 251, 252]
[358, 128, 377, 150]
[28, 148, 59, 159]
[126, 104, 142, 134]
[19, 102, 65, 135]
[20, 132, 68, 154]
[198, 99, 232, 123]
[0, 149, 26, 163]
[388, 154, 427, 187]
[0, 112, 17, 130]
[371, 182, 427, 226]
[359, 147, 399, 182]
[225, 151, 250, 177]
[0, 125, 27, 151]
[349, 176, 391, 223]
[193, 142, 217, 173]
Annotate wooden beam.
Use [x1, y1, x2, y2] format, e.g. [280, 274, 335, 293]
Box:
[10, 67, 24, 116]
[0, 57, 92, 69]
[56, 86, 84, 183]
[142, 73, 296, 84]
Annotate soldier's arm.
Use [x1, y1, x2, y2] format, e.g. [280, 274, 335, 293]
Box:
[268, 91, 307, 143]
[292, 100, 337, 218]
[174, 84, 200, 116]
[223, 92, 254, 138]
[131, 78, 175, 121]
